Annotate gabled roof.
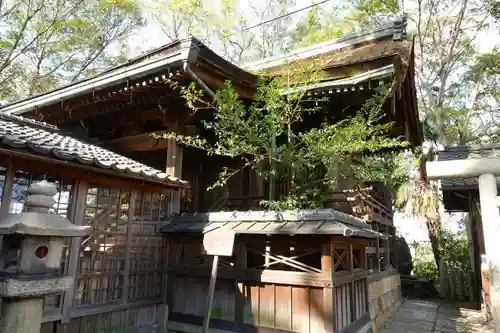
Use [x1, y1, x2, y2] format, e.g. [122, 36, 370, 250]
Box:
[0, 114, 187, 187]
[243, 19, 408, 72]
[0, 37, 256, 116]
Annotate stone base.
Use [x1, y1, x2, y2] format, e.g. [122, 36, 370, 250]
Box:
[368, 272, 403, 333]
[0, 297, 44, 333]
[0, 276, 73, 298]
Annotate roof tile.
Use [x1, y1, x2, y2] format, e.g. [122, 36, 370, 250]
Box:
[0, 114, 188, 187]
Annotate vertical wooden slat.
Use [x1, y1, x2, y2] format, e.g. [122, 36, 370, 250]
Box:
[122, 190, 136, 303]
[322, 239, 334, 332]
[235, 241, 246, 330]
[309, 287, 324, 333]
[385, 238, 391, 270]
[291, 286, 306, 332]
[375, 224, 381, 272]
[349, 245, 355, 323]
[62, 180, 89, 323]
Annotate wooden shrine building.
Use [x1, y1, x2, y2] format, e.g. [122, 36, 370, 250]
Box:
[161, 209, 386, 333]
[0, 113, 187, 332]
[0, 18, 422, 333]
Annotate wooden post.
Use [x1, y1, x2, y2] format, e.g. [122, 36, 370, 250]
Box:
[449, 269, 457, 301]
[203, 255, 220, 333]
[385, 238, 391, 270]
[322, 239, 334, 332]
[62, 180, 89, 323]
[349, 244, 356, 323]
[375, 224, 381, 272]
[235, 241, 247, 331]
[122, 190, 137, 303]
[439, 261, 449, 299]
[458, 270, 465, 301]
[166, 140, 183, 213]
[468, 271, 475, 302]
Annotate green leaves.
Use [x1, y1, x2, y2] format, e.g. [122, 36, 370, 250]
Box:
[165, 65, 408, 209]
[0, 0, 143, 100]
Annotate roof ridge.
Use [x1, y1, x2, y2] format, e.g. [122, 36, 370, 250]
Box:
[242, 17, 408, 71]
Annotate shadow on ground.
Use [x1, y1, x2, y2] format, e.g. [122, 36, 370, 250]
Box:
[380, 299, 493, 333]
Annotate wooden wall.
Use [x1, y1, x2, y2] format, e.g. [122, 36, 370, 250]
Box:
[166, 234, 371, 333]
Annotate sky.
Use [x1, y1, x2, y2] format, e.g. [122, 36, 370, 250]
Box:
[133, 0, 500, 59]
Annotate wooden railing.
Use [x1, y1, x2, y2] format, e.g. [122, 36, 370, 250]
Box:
[328, 185, 393, 225]
[334, 273, 369, 331]
[439, 262, 478, 303]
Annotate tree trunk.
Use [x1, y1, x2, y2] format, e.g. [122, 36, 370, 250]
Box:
[426, 217, 442, 268]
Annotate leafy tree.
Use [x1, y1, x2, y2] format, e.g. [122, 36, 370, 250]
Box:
[159, 66, 408, 208]
[396, 149, 443, 267]
[0, 0, 144, 100]
[150, 0, 296, 63]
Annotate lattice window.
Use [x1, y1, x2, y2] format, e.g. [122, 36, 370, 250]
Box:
[333, 247, 350, 272]
[128, 191, 170, 300]
[246, 236, 322, 273]
[76, 185, 129, 306]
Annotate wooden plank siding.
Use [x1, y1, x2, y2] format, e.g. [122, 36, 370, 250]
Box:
[166, 234, 372, 333]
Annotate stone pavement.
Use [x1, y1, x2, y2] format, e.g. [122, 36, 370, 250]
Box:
[380, 299, 494, 333]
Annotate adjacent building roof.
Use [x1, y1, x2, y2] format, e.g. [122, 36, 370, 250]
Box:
[160, 209, 384, 238]
[244, 19, 408, 72]
[0, 114, 188, 187]
[0, 37, 257, 116]
[437, 144, 500, 190]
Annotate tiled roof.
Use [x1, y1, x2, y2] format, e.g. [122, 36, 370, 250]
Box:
[0, 114, 187, 187]
[437, 144, 500, 189]
[160, 209, 384, 239]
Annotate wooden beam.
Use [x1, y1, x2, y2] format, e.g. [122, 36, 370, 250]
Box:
[322, 239, 335, 332]
[61, 180, 89, 323]
[105, 131, 170, 153]
[104, 126, 196, 153]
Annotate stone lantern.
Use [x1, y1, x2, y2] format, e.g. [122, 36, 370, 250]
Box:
[0, 181, 90, 333]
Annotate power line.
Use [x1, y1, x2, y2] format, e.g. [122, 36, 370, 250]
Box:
[242, 0, 333, 32]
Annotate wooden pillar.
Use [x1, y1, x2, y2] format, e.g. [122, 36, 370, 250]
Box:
[122, 190, 137, 303]
[375, 224, 381, 272]
[166, 140, 183, 213]
[322, 238, 335, 332]
[349, 244, 356, 323]
[61, 180, 89, 323]
[235, 240, 247, 331]
[385, 238, 391, 270]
